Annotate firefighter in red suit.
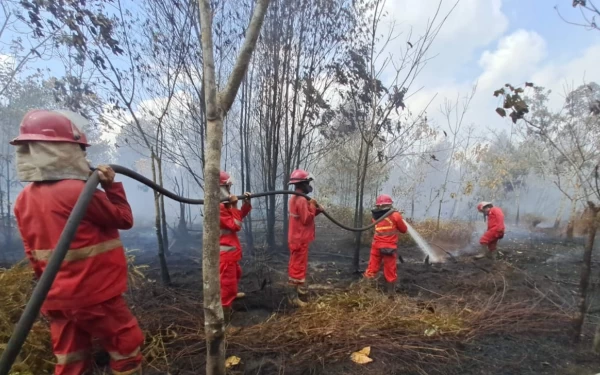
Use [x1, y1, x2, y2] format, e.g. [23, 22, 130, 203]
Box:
[363, 194, 407, 295]
[474, 201, 505, 260]
[218, 171, 252, 324]
[287, 169, 322, 307]
[11, 110, 143, 375]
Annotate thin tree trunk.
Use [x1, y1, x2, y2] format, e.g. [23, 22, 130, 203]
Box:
[6, 158, 10, 247]
[158, 158, 170, 256]
[353, 142, 370, 273]
[567, 199, 578, 239]
[151, 154, 171, 285]
[574, 204, 598, 342]
[352, 140, 365, 272]
[197, 0, 270, 373]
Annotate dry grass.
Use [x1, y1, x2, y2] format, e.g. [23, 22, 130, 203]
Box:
[1, 258, 571, 374]
[0, 263, 52, 375]
[134, 271, 570, 374]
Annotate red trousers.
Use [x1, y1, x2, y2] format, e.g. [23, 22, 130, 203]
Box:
[220, 260, 242, 308]
[364, 246, 397, 283]
[480, 230, 504, 252]
[288, 242, 309, 285]
[42, 295, 144, 375]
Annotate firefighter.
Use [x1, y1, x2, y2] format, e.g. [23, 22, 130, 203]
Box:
[218, 171, 252, 324]
[474, 201, 505, 260]
[11, 110, 143, 375]
[363, 194, 407, 295]
[287, 169, 322, 307]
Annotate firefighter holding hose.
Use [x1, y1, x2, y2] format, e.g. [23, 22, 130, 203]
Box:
[475, 201, 505, 260]
[11, 110, 143, 375]
[363, 194, 407, 296]
[287, 169, 322, 307]
[218, 171, 252, 324]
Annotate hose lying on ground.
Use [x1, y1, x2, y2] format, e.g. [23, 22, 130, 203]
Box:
[0, 164, 396, 374]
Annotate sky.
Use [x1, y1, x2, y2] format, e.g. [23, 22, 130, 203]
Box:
[382, 0, 600, 135]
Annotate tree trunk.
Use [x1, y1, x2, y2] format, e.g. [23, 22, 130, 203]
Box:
[574, 204, 598, 342]
[567, 200, 577, 239]
[555, 195, 567, 229]
[151, 155, 171, 285]
[353, 142, 370, 273]
[197, 0, 270, 372]
[158, 158, 170, 256]
[4, 158, 10, 247]
[515, 190, 521, 226]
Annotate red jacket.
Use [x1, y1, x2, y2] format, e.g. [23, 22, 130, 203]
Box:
[219, 202, 252, 262]
[14, 180, 133, 310]
[288, 195, 322, 244]
[487, 206, 505, 233]
[372, 211, 407, 249]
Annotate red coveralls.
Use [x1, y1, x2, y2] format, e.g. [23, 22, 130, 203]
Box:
[480, 206, 505, 252]
[364, 211, 408, 283]
[219, 201, 252, 308]
[288, 195, 322, 285]
[14, 180, 144, 375]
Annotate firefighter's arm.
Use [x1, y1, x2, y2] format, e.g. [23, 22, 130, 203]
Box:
[14, 206, 43, 278]
[299, 198, 317, 225]
[394, 212, 408, 233]
[86, 182, 134, 230]
[241, 192, 252, 218]
[221, 206, 243, 232]
[487, 211, 498, 231]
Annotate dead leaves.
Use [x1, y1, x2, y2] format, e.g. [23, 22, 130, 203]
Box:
[350, 346, 373, 364]
[225, 355, 241, 368]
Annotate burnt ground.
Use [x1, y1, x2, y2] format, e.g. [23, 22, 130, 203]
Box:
[121, 224, 600, 375]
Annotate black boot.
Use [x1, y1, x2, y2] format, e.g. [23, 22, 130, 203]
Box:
[386, 281, 396, 297]
[287, 285, 307, 307]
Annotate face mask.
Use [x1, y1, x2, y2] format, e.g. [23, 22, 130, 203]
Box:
[220, 186, 230, 200]
[306, 184, 313, 194]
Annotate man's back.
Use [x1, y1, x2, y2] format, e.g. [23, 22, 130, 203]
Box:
[14, 179, 134, 310]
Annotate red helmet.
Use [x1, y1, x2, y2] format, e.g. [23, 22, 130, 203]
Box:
[220, 171, 232, 186]
[376, 194, 393, 206]
[10, 109, 90, 146]
[477, 201, 492, 212]
[289, 169, 313, 184]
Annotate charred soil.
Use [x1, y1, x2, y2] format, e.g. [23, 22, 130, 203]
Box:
[124, 223, 600, 375]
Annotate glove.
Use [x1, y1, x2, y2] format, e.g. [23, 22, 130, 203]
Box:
[229, 194, 238, 206]
[309, 198, 318, 207]
[97, 165, 115, 188]
[243, 192, 251, 203]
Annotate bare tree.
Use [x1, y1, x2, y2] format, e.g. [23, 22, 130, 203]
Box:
[197, 0, 270, 373]
[494, 81, 600, 343]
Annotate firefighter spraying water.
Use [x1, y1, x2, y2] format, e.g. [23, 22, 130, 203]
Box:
[363, 194, 407, 295]
[474, 201, 506, 260]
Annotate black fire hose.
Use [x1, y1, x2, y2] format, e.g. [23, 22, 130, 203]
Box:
[0, 164, 395, 374]
[112, 165, 393, 232]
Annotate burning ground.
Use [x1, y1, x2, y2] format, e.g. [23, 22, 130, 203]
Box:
[3, 220, 600, 374]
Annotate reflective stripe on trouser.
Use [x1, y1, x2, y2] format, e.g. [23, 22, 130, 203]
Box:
[288, 243, 309, 285]
[43, 295, 144, 375]
[220, 245, 236, 252]
[32, 238, 123, 262]
[364, 245, 397, 283]
[220, 260, 242, 307]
